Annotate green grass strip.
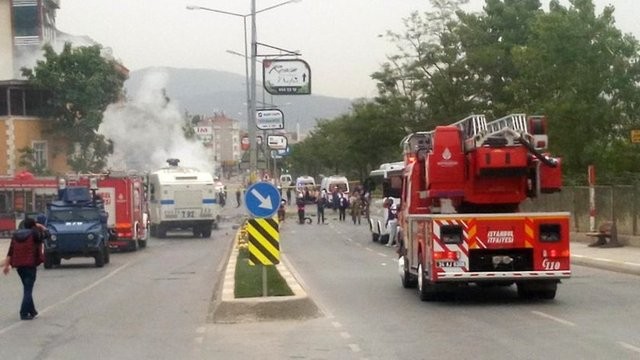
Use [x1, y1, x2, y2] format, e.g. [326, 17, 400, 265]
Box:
[234, 247, 294, 298]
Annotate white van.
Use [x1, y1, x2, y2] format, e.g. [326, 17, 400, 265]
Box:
[279, 174, 293, 187]
[320, 176, 350, 209]
[295, 176, 317, 203]
[320, 175, 350, 194]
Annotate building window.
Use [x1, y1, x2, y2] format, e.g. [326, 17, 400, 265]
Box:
[32, 141, 47, 169]
[12, 3, 39, 37]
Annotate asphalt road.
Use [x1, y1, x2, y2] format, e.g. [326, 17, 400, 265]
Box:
[0, 224, 234, 359]
[277, 211, 640, 360]
[2, 205, 640, 359]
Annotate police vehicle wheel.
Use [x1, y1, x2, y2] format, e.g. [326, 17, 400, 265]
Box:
[44, 253, 54, 269]
[104, 247, 110, 264]
[53, 255, 61, 266]
[94, 246, 106, 268]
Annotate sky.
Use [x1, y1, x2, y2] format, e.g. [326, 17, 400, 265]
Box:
[55, 0, 640, 100]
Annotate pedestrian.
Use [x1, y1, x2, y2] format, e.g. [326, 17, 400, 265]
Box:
[350, 193, 362, 225]
[385, 204, 399, 247]
[2, 217, 45, 320]
[235, 187, 242, 207]
[331, 187, 339, 213]
[286, 185, 292, 205]
[317, 190, 327, 224]
[296, 194, 306, 224]
[338, 192, 349, 222]
[278, 199, 286, 223]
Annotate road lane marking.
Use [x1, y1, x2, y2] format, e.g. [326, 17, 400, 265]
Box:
[531, 311, 576, 327]
[348, 343, 361, 353]
[332, 321, 342, 328]
[0, 262, 130, 335]
[618, 341, 640, 354]
[340, 331, 351, 339]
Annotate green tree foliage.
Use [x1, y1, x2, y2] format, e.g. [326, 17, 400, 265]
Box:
[21, 42, 126, 172]
[17, 146, 51, 176]
[372, 0, 477, 129]
[291, 0, 640, 185]
[290, 101, 405, 180]
[511, 0, 640, 181]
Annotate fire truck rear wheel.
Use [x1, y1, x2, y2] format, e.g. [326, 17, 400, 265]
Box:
[400, 256, 416, 288]
[202, 227, 212, 238]
[417, 262, 437, 301]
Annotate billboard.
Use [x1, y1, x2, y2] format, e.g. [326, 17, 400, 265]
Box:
[263, 59, 311, 95]
[256, 109, 284, 130]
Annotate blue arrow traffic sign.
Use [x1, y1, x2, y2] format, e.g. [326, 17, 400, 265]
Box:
[244, 181, 282, 218]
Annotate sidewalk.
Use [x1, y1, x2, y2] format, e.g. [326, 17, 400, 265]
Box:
[570, 232, 640, 276]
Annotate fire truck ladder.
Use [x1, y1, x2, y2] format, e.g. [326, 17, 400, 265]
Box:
[401, 131, 433, 164]
[475, 113, 531, 148]
[451, 114, 487, 152]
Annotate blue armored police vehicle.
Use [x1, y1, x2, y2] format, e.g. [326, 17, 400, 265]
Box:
[43, 180, 110, 268]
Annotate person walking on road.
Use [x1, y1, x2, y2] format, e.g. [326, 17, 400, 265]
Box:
[317, 190, 327, 224]
[338, 192, 349, 222]
[2, 217, 45, 320]
[235, 187, 242, 207]
[350, 192, 363, 225]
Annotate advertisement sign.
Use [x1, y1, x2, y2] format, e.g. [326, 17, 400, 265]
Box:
[256, 109, 284, 130]
[263, 59, 311, 95]
[267, 135, 288, 150]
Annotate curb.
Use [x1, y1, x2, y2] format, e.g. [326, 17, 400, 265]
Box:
[571, 255, 640, 277]
[211, 231, 321, 324]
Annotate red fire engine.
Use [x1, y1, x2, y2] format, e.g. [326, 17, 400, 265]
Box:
[0, 171, 147, 251]
[392, 114, 570, 300]
[67, 173, 148, 251]
[0, 171, 58, 236]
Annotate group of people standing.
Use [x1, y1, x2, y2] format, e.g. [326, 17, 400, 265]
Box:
[305, 187, 369, 225]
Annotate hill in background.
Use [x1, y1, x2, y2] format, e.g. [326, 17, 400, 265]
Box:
[124, 67, 354, 134]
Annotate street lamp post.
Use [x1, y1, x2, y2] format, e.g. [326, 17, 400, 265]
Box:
[186, 0, 301, 181]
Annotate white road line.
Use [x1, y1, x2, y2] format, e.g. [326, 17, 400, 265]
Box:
[365, 248, 373, 252]
[0, 263, 130, 335]
[332, 321, 342, 328]
[348, 343, 361, 353]
[340, 331, 351, 339]
[377, 253, 387, 257]
[531, 311, 576, 327]
[618, 341, 640, 354]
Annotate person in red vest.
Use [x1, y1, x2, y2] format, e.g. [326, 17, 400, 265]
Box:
[2, 218, 45, 320]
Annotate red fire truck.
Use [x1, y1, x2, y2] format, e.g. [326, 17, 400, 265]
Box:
[0, 171, 58, 236]
[67, 173, 148, 251]
[391, 114, 570, 300]
[0, 171, 147, 250]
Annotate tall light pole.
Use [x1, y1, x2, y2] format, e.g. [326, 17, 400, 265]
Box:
[186, 0, 301, 181]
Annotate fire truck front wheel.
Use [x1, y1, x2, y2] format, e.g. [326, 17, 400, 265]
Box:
[417, 263, 438, 301]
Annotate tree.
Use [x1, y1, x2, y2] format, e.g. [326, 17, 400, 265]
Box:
[373, 0, 477, 131]
[21, 42, 127, 172]
[457, 0, 543, 116]
[511, 0, 640, 180]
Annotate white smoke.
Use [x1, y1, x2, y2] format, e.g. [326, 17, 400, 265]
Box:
[99, 68, 212, 173]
